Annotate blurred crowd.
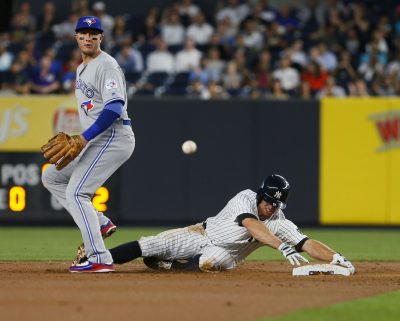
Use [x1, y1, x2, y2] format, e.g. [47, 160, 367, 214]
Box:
[0, 0, 400, 99]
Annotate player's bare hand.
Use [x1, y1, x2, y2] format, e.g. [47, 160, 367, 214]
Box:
[330, 253, 355, 274]
[278, 243, 309, 266]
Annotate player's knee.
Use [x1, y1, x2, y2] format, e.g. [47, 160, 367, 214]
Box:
[41, 166, 54, 190]
[65, 185, 89, 208]
[199, 254, 237, 272]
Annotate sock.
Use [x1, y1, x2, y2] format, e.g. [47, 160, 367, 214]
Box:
[109, 240, 142, 264]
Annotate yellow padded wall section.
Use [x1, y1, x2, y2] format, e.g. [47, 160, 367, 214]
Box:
[320, 98, 400, 225]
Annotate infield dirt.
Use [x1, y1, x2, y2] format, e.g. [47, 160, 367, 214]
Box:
[1, 261, 399, 321]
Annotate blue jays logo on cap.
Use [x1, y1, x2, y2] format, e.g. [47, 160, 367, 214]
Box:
[84, 17, 96, 26]
[75, 16, 103, 32]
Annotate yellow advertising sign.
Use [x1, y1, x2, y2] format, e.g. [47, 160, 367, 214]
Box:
[0, 96, 81, 151]
[320, 98, 400, 225]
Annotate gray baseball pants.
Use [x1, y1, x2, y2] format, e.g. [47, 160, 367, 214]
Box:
[42, 123, 134, 264]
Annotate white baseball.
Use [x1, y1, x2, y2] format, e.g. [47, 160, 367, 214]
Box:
[182, 140, 197, 154]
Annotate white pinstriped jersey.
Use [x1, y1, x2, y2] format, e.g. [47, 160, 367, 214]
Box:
[204, 189, 307, 263]
[138, 189, 308, 271]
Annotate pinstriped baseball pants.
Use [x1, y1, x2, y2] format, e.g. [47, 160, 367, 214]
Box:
[139, 223, 238, 271]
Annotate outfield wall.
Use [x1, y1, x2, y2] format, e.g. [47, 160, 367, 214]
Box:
[0, 96, 399, 226]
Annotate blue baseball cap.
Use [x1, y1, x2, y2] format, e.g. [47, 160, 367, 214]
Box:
[75, 16, 103, 33]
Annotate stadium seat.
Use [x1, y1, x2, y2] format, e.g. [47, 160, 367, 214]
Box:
[125, 71, 143, 85]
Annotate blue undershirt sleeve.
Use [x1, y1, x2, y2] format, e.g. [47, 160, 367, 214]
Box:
[82, 101, 124, 141]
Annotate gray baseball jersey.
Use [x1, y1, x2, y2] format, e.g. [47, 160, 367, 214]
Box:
[139, 189, 307, 271]
[42, 50, 135, 265]
[76, 51, 129, 130]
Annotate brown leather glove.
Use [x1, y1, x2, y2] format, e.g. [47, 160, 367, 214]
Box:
[41, 132, 86, 170]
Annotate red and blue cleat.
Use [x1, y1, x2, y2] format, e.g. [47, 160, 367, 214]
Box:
[69, 260, 114, 273]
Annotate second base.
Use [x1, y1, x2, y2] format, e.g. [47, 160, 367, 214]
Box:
[292, 264, 351, 276]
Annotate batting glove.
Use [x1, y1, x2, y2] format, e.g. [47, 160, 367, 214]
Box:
[330, 253, 355, 274]
[278, 243, 309, 266]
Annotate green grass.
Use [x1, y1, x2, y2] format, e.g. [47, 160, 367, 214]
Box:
[248, 228, 400, 261]
[260, 290, 400, 321]
[0, 227, 162, 261]
[0, 227, 399, 261]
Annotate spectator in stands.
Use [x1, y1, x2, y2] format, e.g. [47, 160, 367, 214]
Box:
[265, 79, 288, 100]
[272, 56, 300, 96]
[161, 9, 185, 46]
[241, 18, 264, 51]
[71, 0, 91, 17]
[61, 57, 78, 94]
[9, 49, 32, 94]
[285, 40, 307, 70]
[116, 44, 144, 73]
[368, 28, 389, 55]
[297, 0, 325, 31]
[0, 43, 13, 86]
[215, 0, 250, 28]
[300, 81, 313, 99]
[178, 0, 201, 22]
[1, 0, 399, 99]
[52, 12, 79, 42]
[372, 77, 397, 97]
[222, 60, 242, 95]
[146, 38, 175, 73]
[263, 21, 285, 54]
[207, 80, 229, 99]
[301, 61, 329, 97]
[187, 78, 211, 99]
[92, 1, 115, 49]
[186, 13, 214, 46]
[317, 76, 346, 98]
[344, 28, 361, 56]
[386, 52, 400, 84]
[175, 37, 202, 72]
[252, 0, 278, 25]
[348, 78, 370, 97]
[276, 5, 299, 33]
[314, 43, 337, 72]
[138, 11, 161, 45]
[189, 57, 212, 86]
[350, 3, 371, 49]
[110, 16, 133, 50]
[214, 17, 237, 50]
[29, 55, 60, 94]
[10, 1, 36, 43]
[36, 1, 58, 42]
[205, 46, 225, 82]
[358, 52, 385, 89]
[253, 49, 271, 95]
[333, 51, 357, 92]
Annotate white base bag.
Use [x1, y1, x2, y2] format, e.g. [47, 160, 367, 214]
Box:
[292, 264, 352, 276]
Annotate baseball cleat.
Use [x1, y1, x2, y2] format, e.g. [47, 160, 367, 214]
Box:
[143, 257, 173, 271]
[72, 219, 117, 266]
[69, 260, 114, 273]
[100, 219, 117, 238]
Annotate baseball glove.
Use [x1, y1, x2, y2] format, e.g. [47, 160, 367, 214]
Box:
[41, 132, 86, 170]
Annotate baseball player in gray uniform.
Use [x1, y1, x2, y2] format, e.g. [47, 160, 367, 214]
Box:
[41, 16, 134, 273]
[78, 174, 355, 273]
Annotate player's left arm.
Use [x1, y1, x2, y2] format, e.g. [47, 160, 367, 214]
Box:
[301, 239, 355, 273]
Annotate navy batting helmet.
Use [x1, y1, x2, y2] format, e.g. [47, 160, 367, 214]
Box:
[256, 174, 290, 208]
